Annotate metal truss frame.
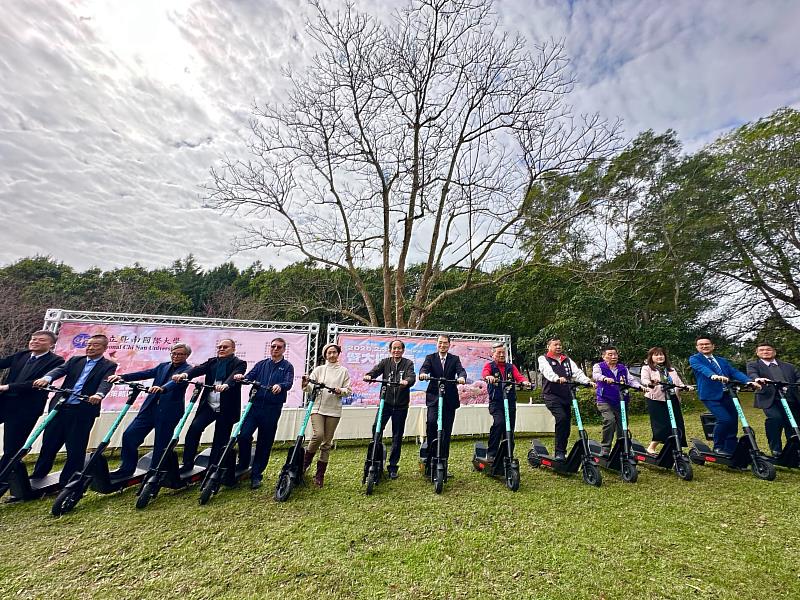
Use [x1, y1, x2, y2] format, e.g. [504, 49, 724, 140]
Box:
[43, 308, 320, 374]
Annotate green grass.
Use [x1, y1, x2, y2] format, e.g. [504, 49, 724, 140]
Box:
[2, 404, 799, 600]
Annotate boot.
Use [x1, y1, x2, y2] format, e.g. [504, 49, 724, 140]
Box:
[303, 450, 315, 472]
[313, 461, 328, 487]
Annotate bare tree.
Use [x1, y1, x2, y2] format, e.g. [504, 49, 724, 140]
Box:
[206, 0, 620, 328]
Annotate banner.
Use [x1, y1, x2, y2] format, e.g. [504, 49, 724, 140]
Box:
[53, 322, 309, 410]
[338, 334, 499, 406]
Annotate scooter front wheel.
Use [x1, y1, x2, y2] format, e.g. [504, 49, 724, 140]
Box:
[198, 480, 216, 505]
[621, 461, 638, 483]
[136, 482, 156, 509]
[274, 472, 293, 502]
[505, 467, 520, 492]
[433, 464, 445, 494]
[673, 455, 693, 481]
[582, 462, 602, 487]
[51, 487, 81, 516]
[751, 456, 776, 481]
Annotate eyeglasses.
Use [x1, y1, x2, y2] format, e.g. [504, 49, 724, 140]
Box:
[271, 345, 285, 349]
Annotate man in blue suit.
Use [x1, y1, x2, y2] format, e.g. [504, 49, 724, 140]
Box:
[689, 337, 761, 455]
[107, 343, 193, 478]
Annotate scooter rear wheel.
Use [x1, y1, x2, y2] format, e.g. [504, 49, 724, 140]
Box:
[274, 472, 293, 502]
[51, 488, 80, 516]
[582, 462, 602, 487]
[674, 455, 693, 481]
[621, 461, 638, 483]
[688, 447, 705, 465]
[751, 456, 776, 481]
[505, 467, 520, 492]
[527, 449, 541, 468]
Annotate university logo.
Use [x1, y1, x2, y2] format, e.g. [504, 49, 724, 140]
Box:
[72, 333, 91, 349]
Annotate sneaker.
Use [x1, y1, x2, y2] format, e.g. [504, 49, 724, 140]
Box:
[250, 476, 262, 489]
[388, 469, 399, 480]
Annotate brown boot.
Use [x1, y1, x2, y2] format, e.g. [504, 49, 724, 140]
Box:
[303, 450, 314, 472]
[313, 461, 328, 487]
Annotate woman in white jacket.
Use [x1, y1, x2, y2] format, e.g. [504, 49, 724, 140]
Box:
[302, 343, 352, 487]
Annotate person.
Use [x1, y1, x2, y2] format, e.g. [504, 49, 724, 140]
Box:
[592, 346, 643, 455]
[639, 347, 689, 455]
[106, 343, 193, 478]
[537, 338, 594, 461]
[362, 339, 416, 479]
[746, 342, 800, 457]
[481, 343, 531, 461]
[172, 338, 246, 470]
[418, 335, 467, 470]
[232, 337, 294, 489]
[302, 343, 352, 487]
[0, 331, 65, 483]
[689, 337, 761, 456]
[30, 334, 117, 484]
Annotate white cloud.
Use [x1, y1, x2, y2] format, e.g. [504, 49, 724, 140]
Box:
[1, 0, 798, 271]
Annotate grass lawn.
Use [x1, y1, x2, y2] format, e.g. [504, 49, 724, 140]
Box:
[1, 403, 799, 600]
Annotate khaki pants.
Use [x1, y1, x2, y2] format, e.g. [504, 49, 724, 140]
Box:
[306, 414, 340, 462]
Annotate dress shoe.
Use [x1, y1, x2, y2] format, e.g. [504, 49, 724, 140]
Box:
[250, 476, 262, 489]
[178, 463, 194, 474]
[554, 451, 566, 461]
[388, 469, 399, 480]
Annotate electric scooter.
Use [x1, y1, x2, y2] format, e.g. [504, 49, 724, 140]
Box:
[198, 379, 261, 505]
[274, 378, 336, 502]
[472, 374, 530, 492]
[362, 375, 402, 495]
[688, 383, 776, 480]
[51, 381, 152, 516]
[419, 377, 461, 494]
[135, 381, 216, 509]
[0, 385, 90, 502]
[586, 380, 640, 483]
[527, 382, 602, 487]
[762, 381, 800, 468]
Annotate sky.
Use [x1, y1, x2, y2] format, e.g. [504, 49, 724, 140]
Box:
[1, 0, 798, 272]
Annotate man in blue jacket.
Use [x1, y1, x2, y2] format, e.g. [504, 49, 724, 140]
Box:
[689, 337, 761, 455]
[107, 343, 193, 478]
[231, 337, 294, 489]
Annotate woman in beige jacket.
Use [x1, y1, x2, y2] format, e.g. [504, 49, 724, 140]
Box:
[302, 343, 352, 487]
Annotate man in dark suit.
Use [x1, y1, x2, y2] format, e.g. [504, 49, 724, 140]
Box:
[746, 342, 800, 457]
[0, 330, 65, 480]
[689, 337, 760, 456]
[418, 335, 467, 463]
[106, 343, 194, 478]
[173, 338, 246, 470]
[31, 334, 117, 484]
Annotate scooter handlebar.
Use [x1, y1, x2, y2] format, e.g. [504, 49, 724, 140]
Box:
[113, 381, 155, 393]
[364, 378, 403, 387]
[650, 381, 693, 391]
[239, 378, 261, 388]
[41, 385, 91, 401]
[305, 378, 339, 393]
[758, 380, 800, 388]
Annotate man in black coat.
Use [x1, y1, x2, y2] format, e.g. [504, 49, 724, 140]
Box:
[419, 335, 467, 463]
[0, 330, 65, 480]
[173, 338, 246, 470]
[363, 339, 416, 479]
[31, 334, 117, 484]
[746, 342, 800, 457]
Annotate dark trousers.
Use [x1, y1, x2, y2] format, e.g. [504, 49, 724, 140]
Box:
[31, 403, 97, 484]
[237, 403, 282, 477]
[763, 400, 800, 455]
[544, 397, 571, 454]
[599, 403, 624, 453]
[182, 404, 234, 468]
[488, 400, 516, 457]
[371, 405, 409, 470]
[702, 393, 739, 454]
[0, 410, 41, 481]
[117, 403, 182, 477]
[426, 404, 457, 460]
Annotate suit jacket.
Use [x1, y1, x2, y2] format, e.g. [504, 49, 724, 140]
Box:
[121, 361, 193, 413]
[44, 355, 118, 417]
[0, 350, 65, 418]
[746, 359, 800, 408]
[419, 353, 467, 410]
[185, 356, 247, 422]
[689, 352, 750, 402]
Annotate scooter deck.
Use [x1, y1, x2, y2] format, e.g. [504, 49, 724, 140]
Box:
[690, 437, 753, 468]
[588, 439, 626, 471]
[8, 467, 62, 501]
[473, 441, 514, 478]
[631, 438, 678, 468]
[768, 437, 800, 468]
[528, 439, 584, 473]
[90, 452, 154, 493]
